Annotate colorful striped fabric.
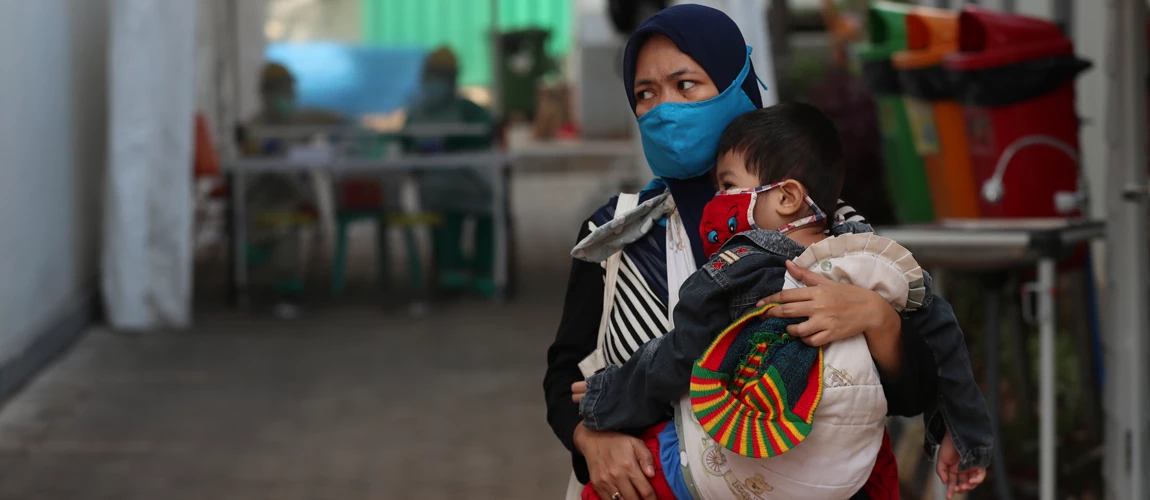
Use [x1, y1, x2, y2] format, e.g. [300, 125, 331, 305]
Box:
[690, 304, 824, 458]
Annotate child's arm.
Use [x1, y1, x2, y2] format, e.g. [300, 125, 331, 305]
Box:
[937, 430, 987, 498]
[901, 272, 994, 471]
[578, 247, 789, 432]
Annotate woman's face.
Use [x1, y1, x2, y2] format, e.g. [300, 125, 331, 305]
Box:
[632, 35, 720, 117]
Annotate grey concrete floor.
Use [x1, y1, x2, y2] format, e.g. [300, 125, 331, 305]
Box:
[0, 166, 629, 499]
[0, 293, 572, 499]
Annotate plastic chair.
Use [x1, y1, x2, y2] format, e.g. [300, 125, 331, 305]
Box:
[330, 179, 441, 296]
[249, 209, 319, 298]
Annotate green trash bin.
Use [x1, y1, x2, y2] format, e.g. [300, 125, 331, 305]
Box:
[497, 29, 552, 122]
[856, 2, 934, 224]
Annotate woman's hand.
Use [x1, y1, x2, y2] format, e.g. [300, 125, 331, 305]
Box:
[758, 261, 893, 344]
[758, 260, 903, 376]
[573, 422, 657, 500]
[572, 382, 587, 404]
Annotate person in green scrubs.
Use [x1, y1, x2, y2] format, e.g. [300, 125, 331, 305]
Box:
[244, 62, 346, 316]
[405, 47, 499, 296]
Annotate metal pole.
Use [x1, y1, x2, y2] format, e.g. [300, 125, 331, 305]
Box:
[1008, 276, 1034, 425]
[227, 0, 243, 160]
[491, 159, 508, 301]
[1037, 257, 1057, 500]
[230, 168, 249, 309]
[1108, 1, 1145, 498]
[1104, 1, 1150, 498]
[1120, 1, 1149, 496]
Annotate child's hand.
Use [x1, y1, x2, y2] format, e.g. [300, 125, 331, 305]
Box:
[936, 431, 987, 499]
[572, 381, 588, 404]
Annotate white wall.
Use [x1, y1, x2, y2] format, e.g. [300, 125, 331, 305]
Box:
[0, 0, 110, 355]
[266, 0, 361, 43]
[976, 0, 1013, 11]
[1013, 0, 1054, 19]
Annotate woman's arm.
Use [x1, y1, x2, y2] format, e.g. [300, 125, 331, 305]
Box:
[863, 302, 904, 379]
[760, 260, 904, 377]
[882, 314, 939, 417]
[769, 266, 987, 463]
[856, 294, 941, 417]
[543, 219, 658, 500]
[896, 275, 993, 466]
[758, 260, 940, 414]
[544, 220, 603, 454]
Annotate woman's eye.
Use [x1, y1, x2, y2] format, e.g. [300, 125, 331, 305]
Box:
[637, 89, 655, 100]
[707, 230, 719, 244]
[679, 81, 696, 91]
[727, 216, 737, 233]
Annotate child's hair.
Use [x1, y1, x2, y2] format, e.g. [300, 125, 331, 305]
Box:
[716, 102, 844, 222]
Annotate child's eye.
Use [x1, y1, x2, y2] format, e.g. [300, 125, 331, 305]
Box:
[727, 216, 738, 233]
[720, 182, 734, 190]
[707, 230, 719, 244]
[678, 81, 696, 91]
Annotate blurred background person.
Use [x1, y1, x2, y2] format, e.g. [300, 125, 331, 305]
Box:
[242, 62, 346, 317]
[405, 46, 500, 297]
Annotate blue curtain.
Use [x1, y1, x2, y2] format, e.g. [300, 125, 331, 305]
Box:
[266, 42, 427, 116]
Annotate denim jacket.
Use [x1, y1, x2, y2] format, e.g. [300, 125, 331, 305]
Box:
[579, 222, 993, 470]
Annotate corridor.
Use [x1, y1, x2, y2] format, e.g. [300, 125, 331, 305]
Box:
[0, 295, 570, 499]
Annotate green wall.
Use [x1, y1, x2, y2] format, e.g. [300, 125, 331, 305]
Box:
[361, 0, 570, 86]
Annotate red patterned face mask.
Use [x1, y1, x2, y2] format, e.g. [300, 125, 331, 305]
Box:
[699, 183, 826, 257]
[701, 190, 755, 258]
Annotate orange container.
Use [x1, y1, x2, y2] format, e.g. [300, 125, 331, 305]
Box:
[892, 7, 981, 219]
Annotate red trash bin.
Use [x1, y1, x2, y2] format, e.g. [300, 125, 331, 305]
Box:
[944, 6, 1091, 219]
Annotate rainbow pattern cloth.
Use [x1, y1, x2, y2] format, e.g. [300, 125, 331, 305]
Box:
[689, 303, 824, 458]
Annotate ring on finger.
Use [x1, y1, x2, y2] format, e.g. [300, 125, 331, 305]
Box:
[611, 492, 622, 500]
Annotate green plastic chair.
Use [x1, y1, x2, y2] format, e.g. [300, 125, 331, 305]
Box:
[330, 209, 442, 297]
[247, 210, 316, 299]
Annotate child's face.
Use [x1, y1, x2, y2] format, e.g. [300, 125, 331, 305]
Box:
[715, 151, 804, 231]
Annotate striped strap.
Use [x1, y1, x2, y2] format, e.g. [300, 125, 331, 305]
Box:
[579, 193, 639, 378]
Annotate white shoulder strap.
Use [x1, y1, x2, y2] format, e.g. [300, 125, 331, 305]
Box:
[663, 200, 696, 328]
[579, 193, 639, 378]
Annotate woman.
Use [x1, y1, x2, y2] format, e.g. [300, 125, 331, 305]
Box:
[545, 6, 946, 500]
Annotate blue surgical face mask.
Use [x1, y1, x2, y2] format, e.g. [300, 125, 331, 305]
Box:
[637, 46, 762, 180]
[422, 79, 455, 105]
[274, 97, 295, 116]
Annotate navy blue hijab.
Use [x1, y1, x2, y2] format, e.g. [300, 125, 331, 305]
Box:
[623, 4, 764, 265]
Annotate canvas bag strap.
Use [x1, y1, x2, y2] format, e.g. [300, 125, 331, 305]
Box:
[578, 193, 639, 378]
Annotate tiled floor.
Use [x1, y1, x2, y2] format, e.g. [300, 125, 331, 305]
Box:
[0, 293, 572, 499]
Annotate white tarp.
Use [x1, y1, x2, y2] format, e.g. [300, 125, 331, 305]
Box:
[102, 0, 198, 331]
[196, 0, 268, 158]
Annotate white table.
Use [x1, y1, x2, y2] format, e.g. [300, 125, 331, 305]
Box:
[224, 151, 513, 308]
[247, 123, 495, 141]
[508, 138, 637, 159]
[877, 219, 1105, 500]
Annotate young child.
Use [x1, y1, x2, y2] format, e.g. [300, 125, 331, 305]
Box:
[572, 103, 992, 499]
